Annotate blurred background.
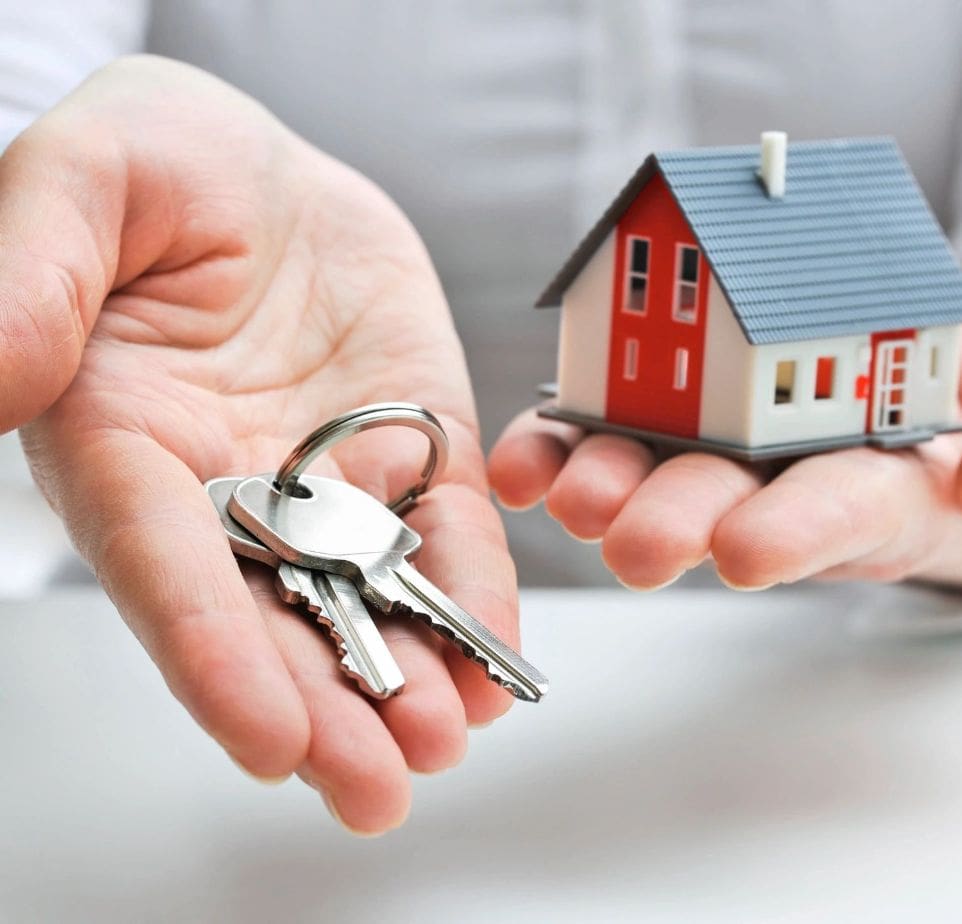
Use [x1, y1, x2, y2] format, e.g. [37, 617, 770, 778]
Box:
[6, 5, 962, 921]
[3, 0, 962, 594]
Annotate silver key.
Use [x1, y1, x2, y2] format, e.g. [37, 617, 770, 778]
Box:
[228, 474, 549, 703]
[205, 477, 405, 700]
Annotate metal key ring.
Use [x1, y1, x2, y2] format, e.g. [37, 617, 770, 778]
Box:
[273, 402, 449, 516]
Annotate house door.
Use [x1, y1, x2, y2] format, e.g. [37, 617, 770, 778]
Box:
[870, 337, 913, 433]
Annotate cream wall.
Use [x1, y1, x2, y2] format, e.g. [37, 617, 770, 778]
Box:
[909, 325, 962, 429]
[556, 230, 615, 417]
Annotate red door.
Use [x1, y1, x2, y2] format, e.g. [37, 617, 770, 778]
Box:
[605, 174, 709, 437]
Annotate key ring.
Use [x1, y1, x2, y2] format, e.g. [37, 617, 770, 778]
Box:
[273, 402, 449, 516]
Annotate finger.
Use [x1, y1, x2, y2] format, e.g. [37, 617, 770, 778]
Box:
[0, 113, 122, 429]
[488, 408, 584, 510]
[405, 482, 519, 725]
[603, 453, 764, 589]
[711, 447, 935, 589]
[273, 427, 472, 770]
[37, 428, 311, 779]
[245, 566, 412, 835]
[374, 618, 468, 773]
[544, 434, 655, 541]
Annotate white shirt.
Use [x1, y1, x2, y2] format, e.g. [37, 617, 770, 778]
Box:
[3, 0, 962, 588]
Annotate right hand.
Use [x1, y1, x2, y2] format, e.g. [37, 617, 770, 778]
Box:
[2, 55, 521, 835]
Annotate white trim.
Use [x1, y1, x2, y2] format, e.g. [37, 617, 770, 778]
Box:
[872, 339, 913, 432]
[622, 235, 651, 315]
[672, 243, 699, 324]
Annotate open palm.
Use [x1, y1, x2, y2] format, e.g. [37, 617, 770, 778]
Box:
[4, 57, 517, 834]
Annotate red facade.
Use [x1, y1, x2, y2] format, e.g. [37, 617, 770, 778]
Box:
[605, 173, 710, 437]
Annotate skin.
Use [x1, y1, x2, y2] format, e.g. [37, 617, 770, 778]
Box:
[1, 56, 518, 835]
[488, 408, 962, 592]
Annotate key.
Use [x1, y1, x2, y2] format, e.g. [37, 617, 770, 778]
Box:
[228, 474, 549, 703]
[204, 477, 405, 699]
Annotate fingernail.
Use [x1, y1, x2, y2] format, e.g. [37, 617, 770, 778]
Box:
[320, 791, 384, 839]
[493, 494, 536, 512]
[468, 720, 494, 730]
[560, 524, 603, 545]
[227, 753, 290, 786]
[716, 573, 776, 592]
[615, 571, 685, 593]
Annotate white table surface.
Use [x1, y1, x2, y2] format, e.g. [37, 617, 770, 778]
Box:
[3, 581, 962, 922]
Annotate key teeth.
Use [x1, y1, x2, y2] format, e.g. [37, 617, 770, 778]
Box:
[283, 584, 387, 696]
[402, 606, 543, 702]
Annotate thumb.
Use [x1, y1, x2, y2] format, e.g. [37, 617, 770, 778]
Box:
[0, 105, 127, 431]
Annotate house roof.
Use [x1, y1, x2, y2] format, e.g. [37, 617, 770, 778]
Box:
[536, 137, 962, 344]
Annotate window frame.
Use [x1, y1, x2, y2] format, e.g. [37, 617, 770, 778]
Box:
[672, 243, 700, 325]
[773, 359, 796, 406]
[622, 236, 651, 315]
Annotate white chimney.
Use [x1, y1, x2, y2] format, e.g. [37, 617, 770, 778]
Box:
[760, 130, 787, 199]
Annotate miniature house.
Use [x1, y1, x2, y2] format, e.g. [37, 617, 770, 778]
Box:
[536, 133, 962, 459]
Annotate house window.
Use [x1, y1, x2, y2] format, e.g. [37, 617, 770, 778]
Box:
[623, 237, 650, 314]
[774, 360, 795, 404]
[814, 356, 836, 400]
[672, 244, 700, 323]
[624, 338, 639, 381]
[930, 346, 939, 380]
[674, 348, 689, 390]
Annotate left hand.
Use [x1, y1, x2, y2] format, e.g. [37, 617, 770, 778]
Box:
[488, 408, 962, 590]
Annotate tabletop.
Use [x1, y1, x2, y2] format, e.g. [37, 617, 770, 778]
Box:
[3, 581, 962, 923]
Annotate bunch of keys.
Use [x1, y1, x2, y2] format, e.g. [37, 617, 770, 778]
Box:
[204, 403, 548, 703]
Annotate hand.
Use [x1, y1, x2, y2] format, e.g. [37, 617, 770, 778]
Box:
[3, 56, 518, 834]
[489, 409, 962, 590]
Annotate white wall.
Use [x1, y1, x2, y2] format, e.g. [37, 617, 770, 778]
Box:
[556, 230, 615, 417]
[698, 275, 754, 445]
[748, 332, 870, 446]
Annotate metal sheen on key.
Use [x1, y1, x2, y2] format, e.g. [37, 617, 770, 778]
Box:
[203, 404, 447, 699]
[205, 476, 405, 699]
[229, 474, 549, 703]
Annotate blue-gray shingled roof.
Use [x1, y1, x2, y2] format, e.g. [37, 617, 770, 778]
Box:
[536, 137, 962, 345]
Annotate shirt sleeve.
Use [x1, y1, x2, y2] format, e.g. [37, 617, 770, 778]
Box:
[0, 0, 151, 150]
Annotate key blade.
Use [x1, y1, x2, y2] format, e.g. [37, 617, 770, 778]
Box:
[279, 563, 405, 700]
[381, 562, 548, 703]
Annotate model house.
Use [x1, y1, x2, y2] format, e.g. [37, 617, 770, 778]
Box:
[536, 133, 962, 459]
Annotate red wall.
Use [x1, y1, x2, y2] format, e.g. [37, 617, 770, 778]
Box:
[605, 173, 709, 437]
